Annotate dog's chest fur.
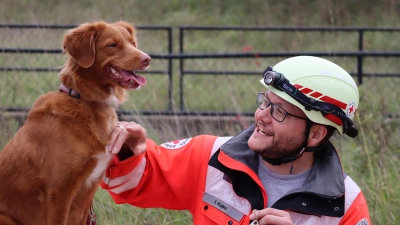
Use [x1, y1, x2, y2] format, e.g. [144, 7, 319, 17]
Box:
[87, 152, 113, 187]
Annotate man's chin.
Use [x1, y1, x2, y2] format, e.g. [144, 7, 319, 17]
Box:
[248, 134, 269, 152]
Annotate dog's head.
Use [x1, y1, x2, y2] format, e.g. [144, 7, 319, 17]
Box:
[60, 21, 151, 105]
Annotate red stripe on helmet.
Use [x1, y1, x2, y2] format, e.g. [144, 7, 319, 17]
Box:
[324, 114, 343, 126]
[310, 92, 323, 98]
[300, 87, 313, 94]
[293, 84, 303, 89]
[320, 96, 347, 110]
[293, 84, 348, 110]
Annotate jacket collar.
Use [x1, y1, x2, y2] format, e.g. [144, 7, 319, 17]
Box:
[220, 124, 345, 198]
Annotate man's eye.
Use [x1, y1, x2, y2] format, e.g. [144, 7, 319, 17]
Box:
[109, 43, 117, 47]
[276, 107, 286, 115]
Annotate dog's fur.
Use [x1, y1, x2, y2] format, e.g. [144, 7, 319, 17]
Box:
[0, 21, 150, 225]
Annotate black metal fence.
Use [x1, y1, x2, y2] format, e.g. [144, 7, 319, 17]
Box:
[1, 24, 400, 116]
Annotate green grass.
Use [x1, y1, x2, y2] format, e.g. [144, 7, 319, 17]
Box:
[94, 189, 193, 225]
[1, 1, 400, 224]
[332, 75, 400, 224]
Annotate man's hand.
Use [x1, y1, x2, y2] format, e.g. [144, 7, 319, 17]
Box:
[107, 121, 147, 157]
[250, 208, 292, 225]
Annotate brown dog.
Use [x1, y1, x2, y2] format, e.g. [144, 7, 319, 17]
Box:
[0, 21, 151, 225]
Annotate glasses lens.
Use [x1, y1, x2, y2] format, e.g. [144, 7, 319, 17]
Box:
[272, 105, 287, 122]
[257, 93, 288, 122]
[256, 93, 267, 109]
[264, 95, 287, 122]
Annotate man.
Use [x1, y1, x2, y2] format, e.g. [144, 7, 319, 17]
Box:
[102, 56, 371, 224]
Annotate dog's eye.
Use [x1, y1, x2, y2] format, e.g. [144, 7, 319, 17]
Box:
[109, 43, 117, 47]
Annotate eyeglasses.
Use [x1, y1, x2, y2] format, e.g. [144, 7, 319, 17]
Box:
[256, 92, 307, 122]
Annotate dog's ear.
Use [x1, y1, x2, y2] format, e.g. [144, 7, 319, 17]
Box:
[63, 23, 102, 68]
[115, 21, 137, 47]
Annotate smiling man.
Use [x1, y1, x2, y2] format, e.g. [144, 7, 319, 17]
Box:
[102, 56, 371, 225]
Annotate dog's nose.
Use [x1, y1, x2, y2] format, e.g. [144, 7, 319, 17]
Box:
[140, 54, 151, 64]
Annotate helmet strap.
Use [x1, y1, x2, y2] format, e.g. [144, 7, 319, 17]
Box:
[289, 161, 294, 174]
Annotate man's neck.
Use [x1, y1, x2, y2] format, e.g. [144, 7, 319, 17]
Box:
[262, 152, 314, 175]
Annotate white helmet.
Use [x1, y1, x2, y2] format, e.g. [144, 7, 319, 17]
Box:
[260, 56, 359, 137]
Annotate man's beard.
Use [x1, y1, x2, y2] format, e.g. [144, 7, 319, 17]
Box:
[258, 132, 307, 160]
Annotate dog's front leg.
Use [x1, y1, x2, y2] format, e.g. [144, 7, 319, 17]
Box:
[67, 185, 99, 225]
[46, 189, 73, 225]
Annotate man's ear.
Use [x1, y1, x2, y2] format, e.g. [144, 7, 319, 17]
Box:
[307, 124, 328, 147]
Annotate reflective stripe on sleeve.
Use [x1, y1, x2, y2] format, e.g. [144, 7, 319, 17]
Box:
[106, 156, 147, 194]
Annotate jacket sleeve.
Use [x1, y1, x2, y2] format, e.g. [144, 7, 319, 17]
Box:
[101, 135, 218, 211]
[338, 192, 371, 225]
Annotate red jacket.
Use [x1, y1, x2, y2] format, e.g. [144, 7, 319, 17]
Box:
[101, 125, 371, 225]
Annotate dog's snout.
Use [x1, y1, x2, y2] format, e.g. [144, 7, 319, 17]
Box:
[140, 54, 151, 64]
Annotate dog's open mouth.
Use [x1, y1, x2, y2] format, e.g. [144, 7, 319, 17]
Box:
[107, 66, 146, 89]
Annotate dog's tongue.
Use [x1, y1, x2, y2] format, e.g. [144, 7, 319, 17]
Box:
[115, 67, 146, 85]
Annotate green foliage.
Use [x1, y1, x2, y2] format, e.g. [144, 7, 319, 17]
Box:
[94, 189, 192, 225]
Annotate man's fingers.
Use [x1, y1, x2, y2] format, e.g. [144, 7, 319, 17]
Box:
[107, 122, 147, 155]
[125, 123, 145, 134]
[258, 208, 289, 217]
[254, 208, 292, 225]
[130, 142, 147, 156]
[107, 122, 128, 153]
[260, 215, 291, 225]
[110, 129, 132, 154]
[125, 124, 147, 155]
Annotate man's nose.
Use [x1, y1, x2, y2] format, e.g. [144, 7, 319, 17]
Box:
[255, 107, 273, 123]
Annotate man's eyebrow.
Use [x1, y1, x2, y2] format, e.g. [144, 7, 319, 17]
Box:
[267, 94, 300, 115]
[265, 93, 285, 107]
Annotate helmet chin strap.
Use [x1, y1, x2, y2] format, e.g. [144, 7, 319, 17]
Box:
[260, 119, 314, 167]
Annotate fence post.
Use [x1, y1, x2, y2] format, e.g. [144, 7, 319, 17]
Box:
[167, 27, 173, 110]
[357, 30, 364, 84]
[179, 27, 185, 111]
